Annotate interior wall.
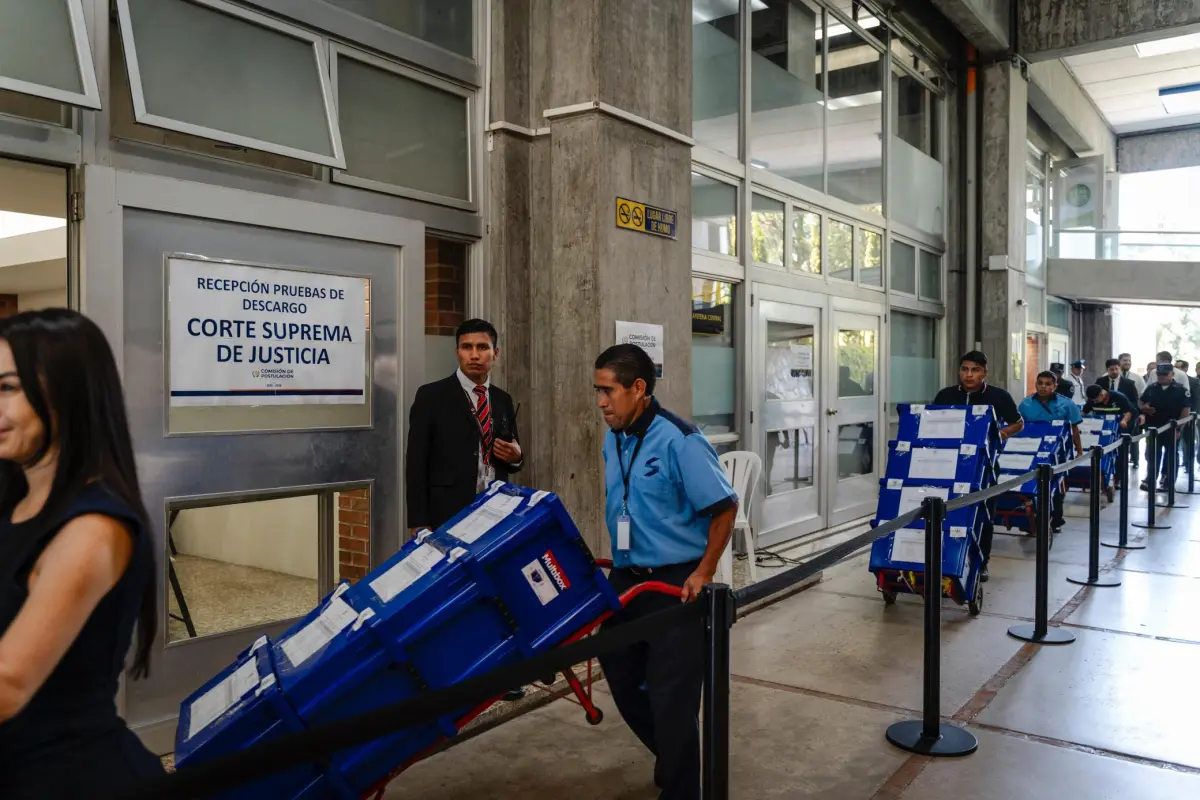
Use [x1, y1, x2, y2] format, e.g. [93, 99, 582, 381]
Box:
[19, 288, 67, 311]
[171, 495, 320, 580]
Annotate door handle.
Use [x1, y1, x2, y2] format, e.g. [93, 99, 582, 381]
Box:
[826, 408, 839, 416]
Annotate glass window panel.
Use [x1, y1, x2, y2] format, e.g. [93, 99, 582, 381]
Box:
[752, 193, 785, 266]
[750, 0, 825, 192]
[828, 219, 853, 280]
[889, 311, 937, 404]
[837, 422, 874, 478]
[425, 236, 468, 383]
[888, 61, 943, 237]
[826, 26, 883, 213]
[323, 0, 473, 58]
[790, 209, 821, 274]
[167, 494, 327, 642]
[693, 0, 740, 158]
[692, 279, 736, 436]
[890, 239, 916, 294]
[765, 320, 816, 494]
[337, 53, 469, 202]
[858, 228, 882, 286]
[1047, 298, 1069, 330]
[1027, 285, 1045, 325]
[692, 172, 738, 256]
[837, 328, 876, 397]
[0, 0, 82, 94]
[120, 0, 340, 165]
[891, 68, 939, 159]
[919, 250, 941, 301]
[1026, 161, 1047, 279]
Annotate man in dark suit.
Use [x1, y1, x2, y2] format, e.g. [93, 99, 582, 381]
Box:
[406, 318, 524, 533]
[1101, 358, 1140, 412]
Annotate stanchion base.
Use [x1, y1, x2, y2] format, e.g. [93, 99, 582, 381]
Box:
[885, 720, 978, 757]
[1166, 502, 1191, 509]
[1066, 575, 1122, 587]
[1101, 540, 1147, 550]
[1132, 522, 1172, 530]
[1007, 623, 1076, 645]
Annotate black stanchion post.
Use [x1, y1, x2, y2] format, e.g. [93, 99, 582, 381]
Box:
[886, 497, 978, 756]
[1134, 427, 1171, 530]
[1069, 447, 1121, 587]
[1009, 465, 1076, 644]
[1166, 419, 1187, 508]
[702, 583, 733, 800]
[1104, 434, 1145, 550]
[1181, 416, 1199, 495]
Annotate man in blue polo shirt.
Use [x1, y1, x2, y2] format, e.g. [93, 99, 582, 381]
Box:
[1018, 371, 1083, 531]
[593, 343, 738, 800]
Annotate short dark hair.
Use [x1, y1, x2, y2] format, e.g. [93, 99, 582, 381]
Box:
[1119, 352, 1132, 359]
[1157, 350, 1173, 362]
[1086, 384, 1103, 400]
[959, 350, 987, 368]
[1105, 358, 1120, 368]
[595, 343, 657, 395]
[1179, 360, 1191, 371]
[1036, 371, 1056, 383]
[456, 318, 498, 348]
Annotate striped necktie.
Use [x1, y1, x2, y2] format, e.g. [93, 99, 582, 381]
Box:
[474, 385, 493, 465]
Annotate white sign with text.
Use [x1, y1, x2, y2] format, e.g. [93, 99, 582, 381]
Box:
[615, 320, 665, 378]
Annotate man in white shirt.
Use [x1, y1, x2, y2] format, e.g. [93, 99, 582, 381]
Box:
[1158, 351, 1192, 400]
[1119, 353, 1146, 396]
[1066, 360, 1088, 407]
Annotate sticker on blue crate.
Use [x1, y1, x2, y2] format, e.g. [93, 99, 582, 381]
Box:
[281, 595, 357, 668]
[898, 485, 948, 515]
[1052, 419, 1066, 427]
[972, 405, 989, 416]
[1005, 438, 1041, 454]
[998, 454, 1035, 471]
[896, 441, 911, 452]
[949, 526, 967, 539]
[953, 482, 971, 495]
[917, 408, 966, 440]
[886, 478, 903, 490]
[959, 444, 977, 456]
[370, 543, 445, 603]
[521, 550, 572, 606]
[1080, 418, 1104, 432]
[910, 404, 925, 414]
[1044, 436, 1059, 443]
[909, 448, 958, 480]
[891, 530, 925, 564]
[187, 657, 259, 739]
[448, 492, 524, 544]
[1081, 433, 1101, 449]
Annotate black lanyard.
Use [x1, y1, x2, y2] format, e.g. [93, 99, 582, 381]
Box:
[617, 432, 646, 513]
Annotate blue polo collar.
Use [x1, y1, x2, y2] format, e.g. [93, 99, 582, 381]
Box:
[621, 397, 660, 439]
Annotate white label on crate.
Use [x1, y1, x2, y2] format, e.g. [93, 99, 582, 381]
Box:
[910, 404, 926, 414]
[972, 405, 989, 416]
[960, 444, 977, 456]
[370, 543, 445, 603]
[1080, 418, 1104, 432]
[898, 485, 949, 516]
[1052, 419, 1065, 427]
[529, 490, 551, 507]
[255, 673, 276, 697]
[521, 550, 572, 606]
[998, 454, 1035, 471]
[448, 493, 523, 544]
[918, 409, 966, 440]
[1081, 433, 1101, 449]
[886, 478, 903, 490]
[1044, 436, 1059, 444]
[487, 481, 505, 496]
[1005, 438, 1041, 454]
[188, 658, 259, 739]
[949, 526, 968, 539]
[909, 448, 959, 480]
[891, 530, 925, 565]
[953, 482, 971, 495]
[281, 596, 357, 668]
[1039, 451, 1052, 459]
[896, 441, 911, 453]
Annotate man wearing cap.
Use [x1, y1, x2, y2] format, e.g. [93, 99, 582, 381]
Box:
[933, 351, 1023, 581]
[1066, 360, 1088, 408]
[1084, 384, 1135, 430]
[1140, 363, 1190, 492]
[1050, 363, 1075, 401]
[1018, 371, 1082, 531]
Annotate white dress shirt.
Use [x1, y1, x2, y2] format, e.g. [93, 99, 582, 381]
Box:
[457, 368, 494, 492]
[1122, 370, 1146, 395]
[1067, 372, 1087, 407]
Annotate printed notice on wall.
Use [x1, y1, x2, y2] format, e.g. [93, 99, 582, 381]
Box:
[168, 257, 367, 407]
[615, 321, 665, 378]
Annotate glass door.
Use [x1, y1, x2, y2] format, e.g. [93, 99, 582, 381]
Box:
[827, 308, 881, 526]
[756, 299, 824, 546]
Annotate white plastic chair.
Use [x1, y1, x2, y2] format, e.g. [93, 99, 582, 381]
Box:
[718, 451, 763, 584]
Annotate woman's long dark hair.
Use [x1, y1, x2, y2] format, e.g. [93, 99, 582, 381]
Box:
[0, 309, 157, 678]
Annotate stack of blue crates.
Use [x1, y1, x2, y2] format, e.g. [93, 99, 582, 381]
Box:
[868, 404, 999, 604]
[175, 483, 622, 799]
[1067, 414, 1120, 491]
[992, 421, 1070, 530]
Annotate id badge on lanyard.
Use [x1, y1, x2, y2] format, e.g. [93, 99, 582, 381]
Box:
[616, 434, 644, 552]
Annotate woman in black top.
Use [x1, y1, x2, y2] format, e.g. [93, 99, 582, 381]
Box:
[0, 309, 163, 797]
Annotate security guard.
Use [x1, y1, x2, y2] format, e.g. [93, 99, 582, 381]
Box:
[1050, 362, 1075, 402]
[1066, 360, 1088, 407]
[593, 343, 738, 800]
[1140, 363, 1190, 492]
[1018, 371, 1082, 531]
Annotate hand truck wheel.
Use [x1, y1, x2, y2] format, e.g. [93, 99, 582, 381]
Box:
[586, 707, 604, 725]
[881, 589, 897, 606]
[968, 581, 983, 617]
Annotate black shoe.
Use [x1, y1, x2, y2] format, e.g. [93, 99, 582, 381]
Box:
[1051, 519, 1064, 533]
[979, 565, 990, 582]
[502, 688, 527, 702]
[1141, 480, 1151, 491]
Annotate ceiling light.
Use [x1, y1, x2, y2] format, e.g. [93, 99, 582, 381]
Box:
[0, 211, 66, 240]
[1160, 83, 1200, 114]
[692, 0, 767, 24]
[1135, 32, 1200, 58]
[819, 16, 881, 39]
[823, 90, 882, 111]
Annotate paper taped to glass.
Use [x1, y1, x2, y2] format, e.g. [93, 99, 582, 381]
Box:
[370, 543, 445, 603]
[909, 447, 959, 480]
[917, 408, 966, 440]
[188, 657, 260, 739]
[898, 485, 949, 516]
[448, 493, 523, 544]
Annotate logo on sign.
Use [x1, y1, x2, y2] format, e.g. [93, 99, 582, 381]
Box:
[539, 551, 571, 591]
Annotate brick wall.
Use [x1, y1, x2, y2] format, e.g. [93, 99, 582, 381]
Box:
[425, 236, 467, 336]
[337, 488, 371, 583]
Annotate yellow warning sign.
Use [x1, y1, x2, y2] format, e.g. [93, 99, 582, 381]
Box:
[615, 197, 677, 239]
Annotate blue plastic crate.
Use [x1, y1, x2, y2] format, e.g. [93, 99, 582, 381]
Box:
[895, 403, 1002, 457]
[175, 636, 346, 800]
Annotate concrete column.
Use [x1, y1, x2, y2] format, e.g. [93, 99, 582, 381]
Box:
[489, 0, 693, 554]
[979, 61, 1028, 396]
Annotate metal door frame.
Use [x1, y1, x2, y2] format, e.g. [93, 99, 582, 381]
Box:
[826, 299, 884, 527]
[82, 166, 425, 751]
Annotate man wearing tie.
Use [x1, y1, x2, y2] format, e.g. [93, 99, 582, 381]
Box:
[1118, 353, 1146, 467]
[1103, 359, 1141, 415]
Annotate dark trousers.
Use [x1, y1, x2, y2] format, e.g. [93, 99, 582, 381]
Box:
[1051, 488, 1065, 527]
[598, 561, 704, 800]
[1153, 436, 1179, 486]
[980, 497, 996, 564]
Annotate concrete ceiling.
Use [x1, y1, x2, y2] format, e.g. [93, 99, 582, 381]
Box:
[1065, 43, 1200, 134]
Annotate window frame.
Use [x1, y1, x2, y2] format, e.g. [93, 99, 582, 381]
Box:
[330, 42, 476, 211]
[690, 273, 742, 449]
[750, 189, 788, 271]
[888, 236, 918, 297]
[114, 0, 347, 169]
[825, 215, 856, 284]
[690, 166, 741, 264]
[857, 226, 884, 291]
[917, 247, 943, 302]
[0, 0, 101, 110]
[788, 202, 823, 279]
